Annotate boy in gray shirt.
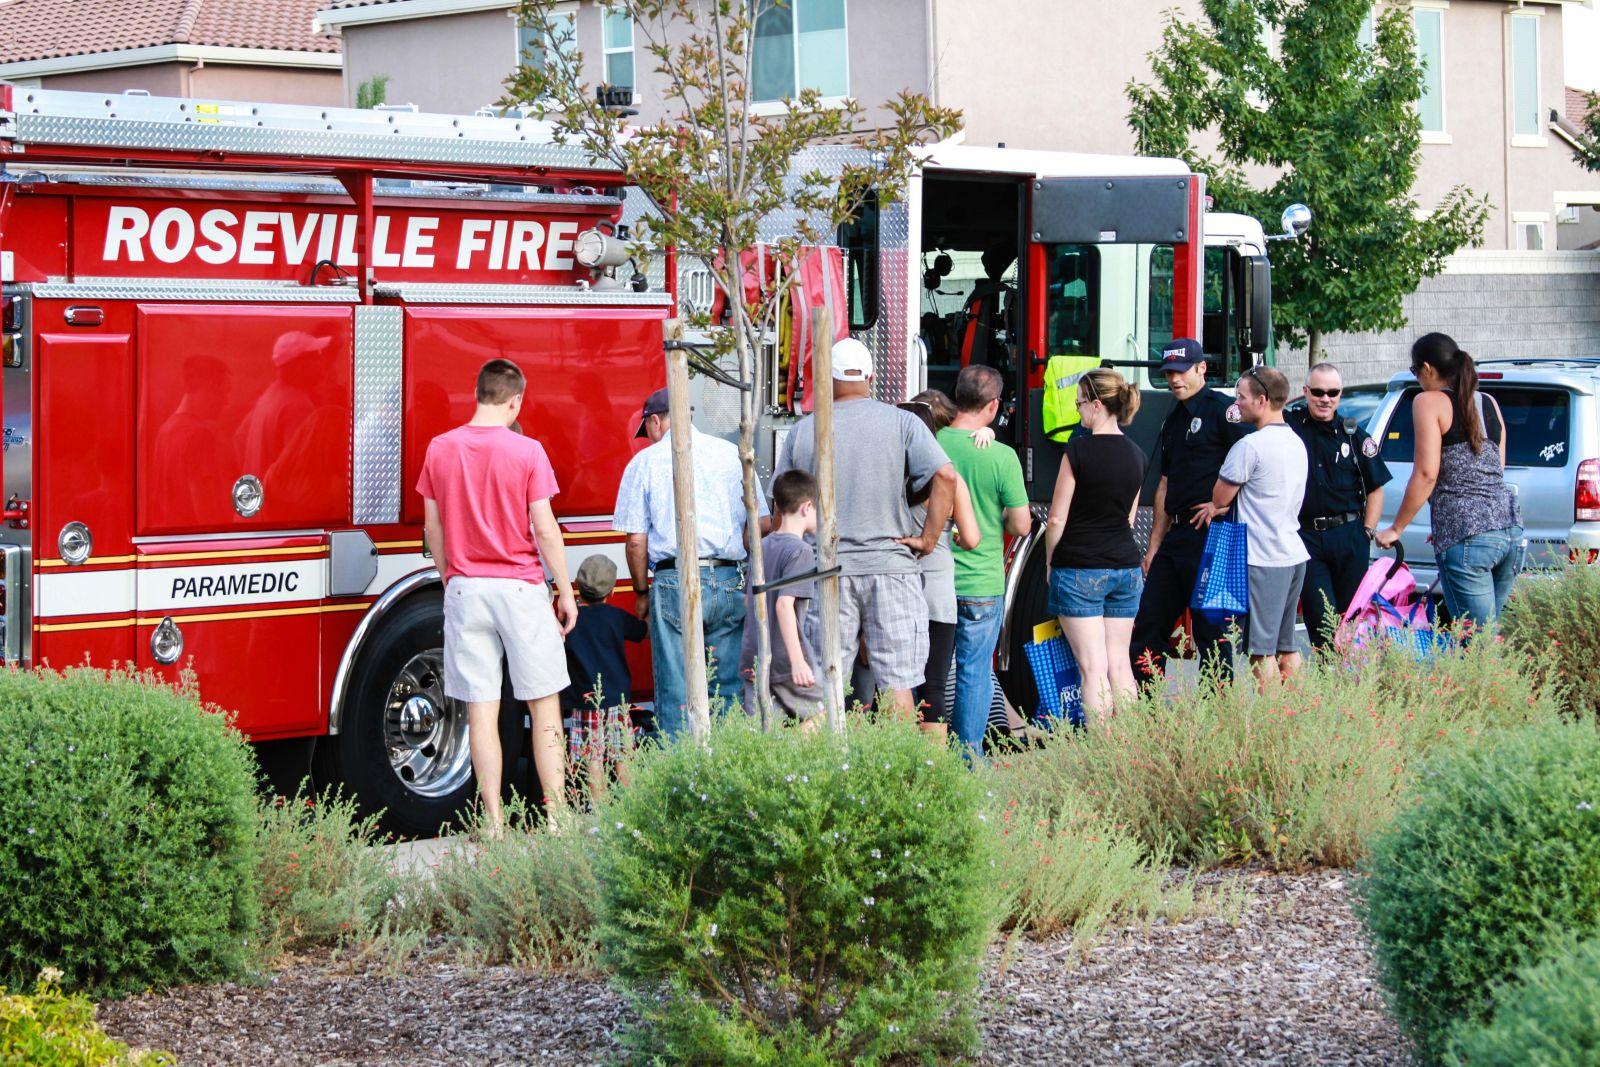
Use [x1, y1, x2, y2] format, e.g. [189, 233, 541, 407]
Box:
[1192, 366, 1309, 689]
[741, 470, 824, 727]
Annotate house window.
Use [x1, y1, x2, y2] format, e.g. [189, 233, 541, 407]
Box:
[1514, 216, 1548, 251]
[752, 0, 848, 103]
[1413, 6, 1446, 136]
[604, 11, 635, 90]
[1358, 10, 1375, 49]
[518, 9, 576, 73]
[1511, 14, 1541, 141]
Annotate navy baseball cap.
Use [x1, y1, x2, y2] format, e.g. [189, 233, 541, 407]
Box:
[1159, 338, 1206, 372]
[635, 387, 690, 437]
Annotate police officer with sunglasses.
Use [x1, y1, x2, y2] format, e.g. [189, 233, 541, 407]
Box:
[1285, 362, 1392, 648]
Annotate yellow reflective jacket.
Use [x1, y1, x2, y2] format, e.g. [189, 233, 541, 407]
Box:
[1041, 353, 1102, 441]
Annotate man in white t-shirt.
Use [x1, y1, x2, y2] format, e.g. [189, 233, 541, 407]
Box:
[1191, 365, 1309, 689]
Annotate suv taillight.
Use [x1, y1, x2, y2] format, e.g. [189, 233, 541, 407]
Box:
[1579, 459, 1600, 522]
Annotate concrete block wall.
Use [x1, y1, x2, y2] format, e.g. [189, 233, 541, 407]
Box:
[1279, 251, 1600, 390]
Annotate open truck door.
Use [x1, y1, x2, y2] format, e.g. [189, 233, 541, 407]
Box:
[998, 173, 1204, 709]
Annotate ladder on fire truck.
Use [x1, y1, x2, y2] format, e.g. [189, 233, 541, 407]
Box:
[0, 85, 634, 300]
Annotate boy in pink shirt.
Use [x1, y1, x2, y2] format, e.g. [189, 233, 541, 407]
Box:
[417, 359, 577, 835]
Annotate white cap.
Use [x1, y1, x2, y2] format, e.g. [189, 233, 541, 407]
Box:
[830, 337, 873, 381]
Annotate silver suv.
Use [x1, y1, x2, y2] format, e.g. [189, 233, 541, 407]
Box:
[1367, 357, 1600, 587]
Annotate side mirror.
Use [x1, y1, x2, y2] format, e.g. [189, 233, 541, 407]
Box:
[1280, 203, 1312, 241]
[1243, 254, 1273, 354]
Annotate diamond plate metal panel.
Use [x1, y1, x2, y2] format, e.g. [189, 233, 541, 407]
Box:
[12, 111, 611, 173]
[27, 170, 622, 207]
[352, 306, 403, 526]
[371, 282, 671, 306]
[865, 197, 912, 404]
[31, 278, 359, 302]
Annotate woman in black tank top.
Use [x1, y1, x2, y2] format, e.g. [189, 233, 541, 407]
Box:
[1042, 369, 1149, 723]
[1374, 334, 1523, 629]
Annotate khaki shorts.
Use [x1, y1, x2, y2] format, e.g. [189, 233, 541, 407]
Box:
[443, 577, 569, 702]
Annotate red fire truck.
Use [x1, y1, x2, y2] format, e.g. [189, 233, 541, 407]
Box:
[1, 87, 1281, 833]
[0, 86, 670, 834]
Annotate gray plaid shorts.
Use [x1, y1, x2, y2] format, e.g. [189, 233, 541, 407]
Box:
[839, 572, 929, 692]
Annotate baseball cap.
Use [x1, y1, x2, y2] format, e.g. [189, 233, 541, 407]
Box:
[635, 387, 689, 438]
[271, 331, 332, 366]
[1158, 338, 1206, 373]
[575, 554, 617, 600]
[830, 337, 874, 381]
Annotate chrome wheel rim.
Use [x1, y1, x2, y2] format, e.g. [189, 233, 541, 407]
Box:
[383, 650, 472, 799]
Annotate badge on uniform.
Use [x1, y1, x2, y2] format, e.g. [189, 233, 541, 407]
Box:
[1340, 441, 1351, 459]
[1361, 437, 1378, 458]
[1225, 404, 1241, 424]
[1188, 416, 1202, 437]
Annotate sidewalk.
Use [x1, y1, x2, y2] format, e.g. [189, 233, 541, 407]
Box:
[381, 835, 463, 878]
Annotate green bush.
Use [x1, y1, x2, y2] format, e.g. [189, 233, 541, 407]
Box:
[1502, 563, 1600, 720]
[0, 668, 260, 995]
[255, 791, 399, 959]
[596, 716, 996, 1065]
[422, 806, 603, 971]
[1445, 936, 1600, 1067]
[997, 634, 1558, 870]
[1, 970, 173, 1065]
[1358, 721, 1600, 1063]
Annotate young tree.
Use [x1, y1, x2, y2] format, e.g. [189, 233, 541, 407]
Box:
[1576, 90, 1600, 173]
[1127, 0, 1489, 361]
[355, 74, 391, 110]
[506, 0, 959, 737]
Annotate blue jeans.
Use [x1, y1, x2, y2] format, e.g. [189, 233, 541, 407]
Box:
[649, 565, 746, 741]
[1436, 526, 1524, 633]
[953, 596, 1005, 757]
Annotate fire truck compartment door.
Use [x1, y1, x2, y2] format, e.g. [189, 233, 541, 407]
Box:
[401, 306, 668, 525]
[134, 533, 329, 738]
[135, 305, 354, 536]
[1030, 177, 1192, 246]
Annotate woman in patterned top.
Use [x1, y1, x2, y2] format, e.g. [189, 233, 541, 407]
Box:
[1375, 333, 1523, 629]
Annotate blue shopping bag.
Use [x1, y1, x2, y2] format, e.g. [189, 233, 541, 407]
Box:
[1190, 513, 1249, 624]
[1024, 620, 1084, 728]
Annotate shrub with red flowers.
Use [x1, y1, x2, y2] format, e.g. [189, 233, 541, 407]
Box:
[1501, 561, 1600, 721]
[253, 790, 398, 960]
[992, 632, 1560, 870]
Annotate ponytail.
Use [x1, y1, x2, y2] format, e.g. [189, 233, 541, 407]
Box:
[1117, 382, 1141, 426]
[1412, 332, 1484, 453]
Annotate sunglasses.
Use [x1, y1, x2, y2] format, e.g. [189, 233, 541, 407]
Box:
[1307, 387, 1342, 399]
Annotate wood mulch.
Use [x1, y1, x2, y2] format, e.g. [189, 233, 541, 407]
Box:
[99, 868, 1407, 1066]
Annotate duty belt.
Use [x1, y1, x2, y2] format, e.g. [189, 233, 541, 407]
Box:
[1306, 512, 1360, 532]
[654, 557, 741, 571]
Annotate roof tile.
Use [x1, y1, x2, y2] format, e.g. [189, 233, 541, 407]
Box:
[1566, 86, 1598, 130]
[0, 0, 341, 64]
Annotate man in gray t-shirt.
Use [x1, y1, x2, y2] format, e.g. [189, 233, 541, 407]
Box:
[1193, 366, 1309, 690]
[773, 338, 955, 716]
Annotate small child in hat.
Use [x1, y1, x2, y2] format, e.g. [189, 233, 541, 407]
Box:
[562, 554, 647, 802]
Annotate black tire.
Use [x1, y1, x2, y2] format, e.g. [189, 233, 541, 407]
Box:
[314, 591, 525, 838]
[998, 541, 1051, 717]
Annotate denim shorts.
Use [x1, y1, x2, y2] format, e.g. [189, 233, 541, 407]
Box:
[1048, 566, 1144, 619]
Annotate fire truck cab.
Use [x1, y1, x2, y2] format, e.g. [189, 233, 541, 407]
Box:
[0, 87, 669, 834]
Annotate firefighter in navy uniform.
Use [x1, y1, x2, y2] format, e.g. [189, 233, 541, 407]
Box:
[1131, 339, 1254, 683]
[1286, 363, 1392, 649]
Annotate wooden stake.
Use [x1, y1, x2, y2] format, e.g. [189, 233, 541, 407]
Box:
[811, 309, 845, 733]
[665, 319, 711, 742]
